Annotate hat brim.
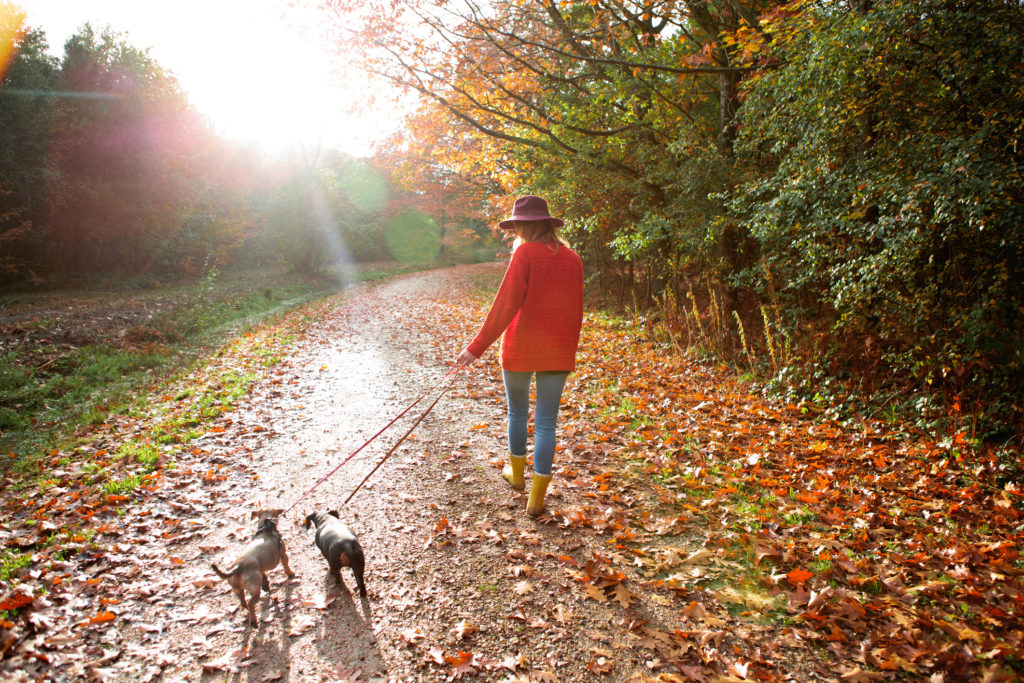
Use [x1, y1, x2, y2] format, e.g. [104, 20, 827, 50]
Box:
[498, 216, 564, 230]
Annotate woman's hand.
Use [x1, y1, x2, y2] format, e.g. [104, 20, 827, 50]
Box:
[456, 349, 478, 367]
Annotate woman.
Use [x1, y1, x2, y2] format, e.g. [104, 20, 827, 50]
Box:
[456, 195, 584, 517]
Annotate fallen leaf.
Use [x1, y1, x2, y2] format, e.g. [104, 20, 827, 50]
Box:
[612, 583, 635, 608]
[287, 613, 316, 637]
[786, 568, 813, 586]
[201, 647, 251, 673]
[840, 668, 885, 682]
[399, 627, 424, 647]
[453, 620, 479, 640]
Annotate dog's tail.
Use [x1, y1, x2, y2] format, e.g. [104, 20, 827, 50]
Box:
[211, 563, 241, 580]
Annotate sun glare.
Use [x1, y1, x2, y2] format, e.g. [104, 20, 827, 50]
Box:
[0, 4, 27, 81]
[12, 0, 395, 157]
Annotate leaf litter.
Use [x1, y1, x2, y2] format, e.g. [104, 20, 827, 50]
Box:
[0, 263, 1019, 681]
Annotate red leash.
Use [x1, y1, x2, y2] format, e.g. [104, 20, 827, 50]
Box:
[282, 365, 462, 516]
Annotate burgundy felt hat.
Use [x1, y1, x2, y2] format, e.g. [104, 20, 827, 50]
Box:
[498, 195, 564, 230]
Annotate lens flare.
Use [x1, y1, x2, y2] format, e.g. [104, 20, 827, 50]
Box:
[306, 174, 357, 287]
[385, 210, 441, 265]
[340, 161, 389, 214]
[0, 3, 26, 82]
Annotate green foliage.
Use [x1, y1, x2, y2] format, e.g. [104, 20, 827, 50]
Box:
[0, 24, 57, 279]
[252, 151, 394, 271]
[729, 0, 1024, 437]
[46, 24, 206, 275]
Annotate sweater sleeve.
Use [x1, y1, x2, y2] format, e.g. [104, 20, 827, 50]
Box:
[466, 250, 529, 359]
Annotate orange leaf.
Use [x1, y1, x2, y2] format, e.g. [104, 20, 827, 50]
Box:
[787, 568, 813, 585]
[0, 593, 33, 611]
[83, 611, 116, 626]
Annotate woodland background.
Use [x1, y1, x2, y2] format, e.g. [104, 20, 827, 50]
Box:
[1, 0, 1022, 441]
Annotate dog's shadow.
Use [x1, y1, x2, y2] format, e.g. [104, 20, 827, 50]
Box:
[310, 573, 383, 677]
[222, 572, 381, 681]
[224, 579, 297, 683]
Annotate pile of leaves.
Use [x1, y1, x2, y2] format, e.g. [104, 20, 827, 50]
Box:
[410, 271, 1021, 681]
[424, 276, 1022, 681]
[555, 314, 1023, 681]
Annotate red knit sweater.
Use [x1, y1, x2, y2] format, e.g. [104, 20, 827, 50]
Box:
[467, 240, 584, 372]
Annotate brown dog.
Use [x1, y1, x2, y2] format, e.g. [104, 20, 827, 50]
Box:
[211, 508, 295, 625]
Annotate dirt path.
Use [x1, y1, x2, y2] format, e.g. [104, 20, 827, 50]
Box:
[12, 264, 676, 682]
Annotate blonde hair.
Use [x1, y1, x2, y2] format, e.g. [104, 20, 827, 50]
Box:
[514, 219, 568, 249]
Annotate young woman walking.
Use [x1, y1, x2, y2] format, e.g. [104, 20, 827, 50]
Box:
[456, 195, 584, 517]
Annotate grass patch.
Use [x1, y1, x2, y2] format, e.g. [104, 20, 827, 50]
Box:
[102, 474, 142, 496]
[115, 441, 161, 473]
[0, 549, 32, 582]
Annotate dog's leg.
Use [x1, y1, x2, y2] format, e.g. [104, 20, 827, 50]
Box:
[351, 549, 367, 597]
[329, 554, 344, 586]
[279, 541, 296, 578]
[248, 583, 261, 625]
[232, 584, 249, 616]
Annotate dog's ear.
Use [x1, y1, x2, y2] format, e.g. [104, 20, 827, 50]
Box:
[328, 510, 340, 519]
[266, 508, 284, 518]
[304, 514, 314, 530]
[250, 510, 259, 520]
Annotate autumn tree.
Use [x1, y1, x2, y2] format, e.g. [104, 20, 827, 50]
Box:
[332, 0, 771, 293]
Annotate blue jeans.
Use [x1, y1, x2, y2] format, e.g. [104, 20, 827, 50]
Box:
[502, 370, 569, 476]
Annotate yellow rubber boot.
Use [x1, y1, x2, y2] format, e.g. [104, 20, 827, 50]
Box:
[502, 454, 526, 491]
[526, 473, 553, 517]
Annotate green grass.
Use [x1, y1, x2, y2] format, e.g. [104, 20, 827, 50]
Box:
[0, 549, 32, 582]
[102, 474, 142, 496]
[782, 506, 817, 526]
[115, 441, 161, 473]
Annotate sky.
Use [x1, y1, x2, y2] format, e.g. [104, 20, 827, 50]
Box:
[13, 0, 403, 157]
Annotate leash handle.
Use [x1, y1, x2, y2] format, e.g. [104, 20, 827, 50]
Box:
[282, 364, 462, 515]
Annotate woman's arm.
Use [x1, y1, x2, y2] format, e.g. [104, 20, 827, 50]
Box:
[463, 250, 530, 360]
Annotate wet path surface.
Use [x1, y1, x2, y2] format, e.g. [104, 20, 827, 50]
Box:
[163, 266, 503, 681]
[118, 264, 529, 682]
